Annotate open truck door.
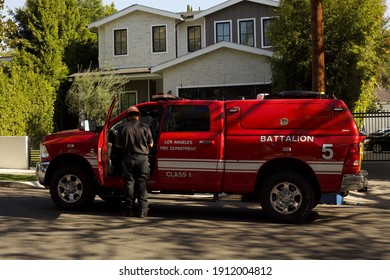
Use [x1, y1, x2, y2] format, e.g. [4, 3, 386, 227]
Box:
[97, 98, 117, 185]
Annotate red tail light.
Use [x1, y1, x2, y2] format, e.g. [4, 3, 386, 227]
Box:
[345, 143, 362, 167]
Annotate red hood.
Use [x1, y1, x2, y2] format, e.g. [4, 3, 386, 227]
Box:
[42, 129, 98, 144]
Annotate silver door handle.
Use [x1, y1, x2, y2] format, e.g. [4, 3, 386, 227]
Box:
[199, 140, 214, 145]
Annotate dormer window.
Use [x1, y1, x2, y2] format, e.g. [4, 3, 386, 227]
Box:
[152, 25, 167, 53]
[188, 26, 201, 52]
[239, 19, 255, 47]
[215, 21, 232, 43]
[262, 17, 274, 48]
[114, 29, 128, 56]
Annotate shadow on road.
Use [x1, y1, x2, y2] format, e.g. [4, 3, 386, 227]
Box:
[1, 187, 389, 260]
[0, 187, 325, 224]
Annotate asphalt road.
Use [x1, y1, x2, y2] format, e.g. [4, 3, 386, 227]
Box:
[1, 186, 389, 260]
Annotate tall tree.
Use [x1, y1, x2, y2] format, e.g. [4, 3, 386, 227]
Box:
[12, 0, 69, 86]
[60, 0, 117, 129]
[8, 0, 117, 132]
[2, 0, 115, 144]
[378, 17, 390, 90]
[0, 52, 55, 142]
[0, 0, 5, 51]
[65, 0, 101, 72]
[0, 0, 17, 52]
[270, 0, 389, 111]
[270, 0, 312, 93]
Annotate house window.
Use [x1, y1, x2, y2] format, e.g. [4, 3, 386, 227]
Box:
[114, 29, 127, 56]
[262, 17, 274, 48]
[188, 26, 201, 52]
[152, 25, 167, 53]
[120, 91, 137, 112]
[215, 21, 231, 43]
[239, 19, 255, 47]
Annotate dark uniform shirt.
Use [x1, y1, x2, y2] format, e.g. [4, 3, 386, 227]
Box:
[121, 119, 153, 155]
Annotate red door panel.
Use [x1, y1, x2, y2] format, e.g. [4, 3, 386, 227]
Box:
[155, 102, 224, 192]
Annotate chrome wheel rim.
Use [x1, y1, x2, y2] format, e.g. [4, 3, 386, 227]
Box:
[270, 182, 302, 214]
[57, 174, 83, 203]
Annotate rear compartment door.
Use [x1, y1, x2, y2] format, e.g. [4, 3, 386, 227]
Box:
[156, 102, 224, 192]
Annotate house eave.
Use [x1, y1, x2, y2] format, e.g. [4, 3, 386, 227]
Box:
[151, 42, 273, 73]
[69, 68, 161, 80]
[88, 4, 183, 29]
[193, 0, 280, 20]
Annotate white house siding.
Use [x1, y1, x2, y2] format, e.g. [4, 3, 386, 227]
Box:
[176, 18, 205, 57]
[98, 28, 106, 67]
[98, 11, 177, 69]
[161, 48, 271, 94]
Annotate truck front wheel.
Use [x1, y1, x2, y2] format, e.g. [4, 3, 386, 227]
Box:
[50, 165, 95, 211]
[259, 171, 314, 223]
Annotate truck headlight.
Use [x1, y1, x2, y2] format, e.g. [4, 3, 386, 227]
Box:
[40, 143, 49, 159]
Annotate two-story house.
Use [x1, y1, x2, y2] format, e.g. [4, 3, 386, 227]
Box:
[87, 0, 278, 107]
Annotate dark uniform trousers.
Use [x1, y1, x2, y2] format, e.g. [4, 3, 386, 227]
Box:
[122, 154, 150, 213]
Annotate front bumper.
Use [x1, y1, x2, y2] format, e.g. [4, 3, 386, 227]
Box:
[36, 161, 50, 187]
[340, 170, 368, 193]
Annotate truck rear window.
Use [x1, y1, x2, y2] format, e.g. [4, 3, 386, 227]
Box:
[163, 105, 210, 132]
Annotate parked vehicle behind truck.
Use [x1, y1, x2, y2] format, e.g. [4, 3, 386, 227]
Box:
[36, 93, 367, 223]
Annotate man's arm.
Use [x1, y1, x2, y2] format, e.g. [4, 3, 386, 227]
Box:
[146, 125, 154, 148]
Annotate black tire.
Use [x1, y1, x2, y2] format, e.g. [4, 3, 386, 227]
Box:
[50, 164, 95, 211]
[372, 143, 382, 153]
[259, 171, 315, 223]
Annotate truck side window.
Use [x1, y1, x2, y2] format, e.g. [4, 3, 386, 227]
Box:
[139, 106, 164, 142]
[163, 105, 210, 132]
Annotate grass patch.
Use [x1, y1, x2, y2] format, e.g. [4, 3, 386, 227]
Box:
[0, 174, 37, 181]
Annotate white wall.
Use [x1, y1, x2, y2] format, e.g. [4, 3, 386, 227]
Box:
[0, 136, 29, 169]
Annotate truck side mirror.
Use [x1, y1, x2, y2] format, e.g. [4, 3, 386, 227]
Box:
[81, 120, 97, 132]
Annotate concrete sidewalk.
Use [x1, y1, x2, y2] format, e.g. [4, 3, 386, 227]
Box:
[343, 180, 390, 208]
[0, 168, 36, 175]
[0, 167, 43, 188]
[343, 161, 390, 208]
[1, 163, 389, 208]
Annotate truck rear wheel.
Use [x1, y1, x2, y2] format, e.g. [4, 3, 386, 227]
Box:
[259, 171, 314, 223]
[50, 165, 95, 211]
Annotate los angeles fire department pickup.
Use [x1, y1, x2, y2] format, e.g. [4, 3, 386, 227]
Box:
[36, 92, 368, 223]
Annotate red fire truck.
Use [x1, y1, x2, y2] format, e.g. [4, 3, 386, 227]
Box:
[36, 92, 367, 223]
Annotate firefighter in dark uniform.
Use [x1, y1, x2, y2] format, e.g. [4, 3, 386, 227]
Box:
[121, 106, 153, 218]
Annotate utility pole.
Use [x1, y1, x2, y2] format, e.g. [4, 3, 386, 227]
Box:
[311, 0, 325, 94]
